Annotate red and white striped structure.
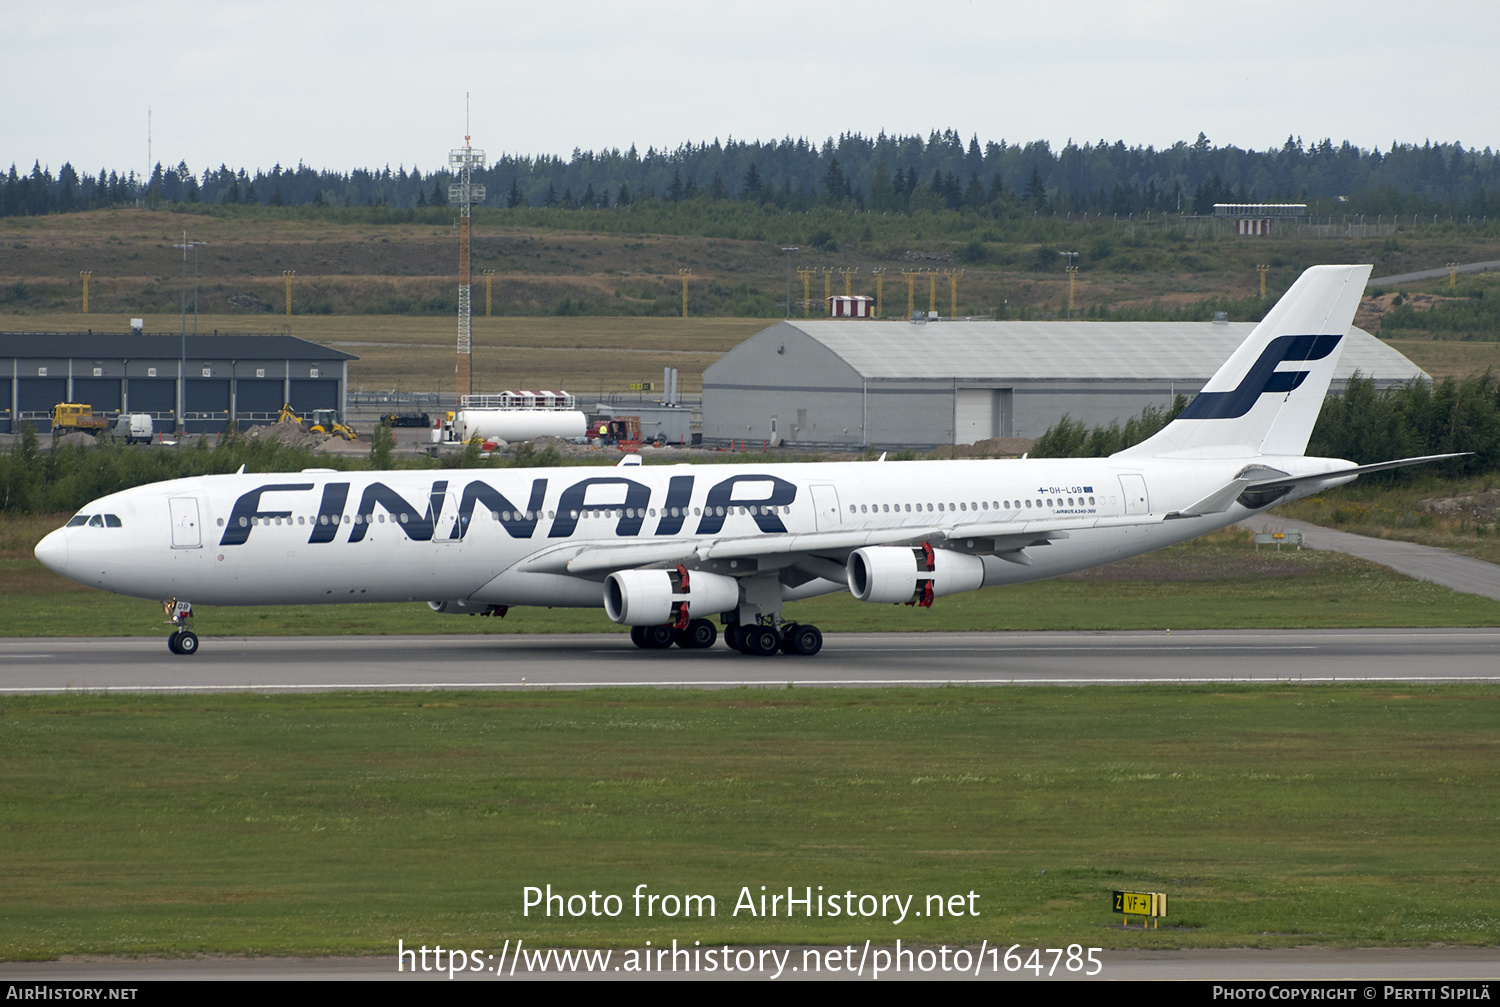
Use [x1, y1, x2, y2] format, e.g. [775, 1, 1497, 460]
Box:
[827, 295, 874, 318]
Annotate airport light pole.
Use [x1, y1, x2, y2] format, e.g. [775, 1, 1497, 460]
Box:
[172, 233, 207, 432]
[1060, 251, 1079, 320]
[780, 247, 798, 319]
[190, 240, 206, 334]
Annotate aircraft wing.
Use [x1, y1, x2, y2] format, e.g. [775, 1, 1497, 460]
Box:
[517, 515, 1155, 580]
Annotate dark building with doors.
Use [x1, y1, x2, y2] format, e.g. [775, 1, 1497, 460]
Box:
[0, 331, 356, 434]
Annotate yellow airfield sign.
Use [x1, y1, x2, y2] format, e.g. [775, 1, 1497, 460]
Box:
[1112, 890, 1167, 927]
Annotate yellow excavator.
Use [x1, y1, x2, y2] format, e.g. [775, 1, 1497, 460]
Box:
[276, 404, 358, 441]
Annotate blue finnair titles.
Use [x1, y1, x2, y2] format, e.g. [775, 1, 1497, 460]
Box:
[33, 263, 1462, 659]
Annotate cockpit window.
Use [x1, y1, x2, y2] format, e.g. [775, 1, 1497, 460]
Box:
[66, 515, 90, 527]
[88, 515, 105, 528]
[104, 514, 123, 527]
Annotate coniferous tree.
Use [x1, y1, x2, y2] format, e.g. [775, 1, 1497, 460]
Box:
[741, 162, 762, 200]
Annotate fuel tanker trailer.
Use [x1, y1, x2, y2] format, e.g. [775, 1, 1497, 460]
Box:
[452, 391, 587, 444]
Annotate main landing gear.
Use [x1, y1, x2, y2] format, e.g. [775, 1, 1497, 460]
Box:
[163, 599, 199, 656]
[624, 572, 823, 657]
[630, 618, 719, 650]
[724, 620, 823, 657]
[628, 617, 823, 656]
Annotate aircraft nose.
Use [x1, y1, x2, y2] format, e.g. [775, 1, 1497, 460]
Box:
[34, 528, 69, 574]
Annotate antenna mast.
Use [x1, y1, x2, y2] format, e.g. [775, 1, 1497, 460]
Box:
[449, 93, 486, 407]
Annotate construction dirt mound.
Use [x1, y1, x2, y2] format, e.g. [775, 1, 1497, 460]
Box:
[924, 436, 1034, 460]
[241, 421, 328, 449]
[51, 431, 98, 449]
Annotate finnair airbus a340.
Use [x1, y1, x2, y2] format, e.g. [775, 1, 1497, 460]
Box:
[35, 264, 1447, 657]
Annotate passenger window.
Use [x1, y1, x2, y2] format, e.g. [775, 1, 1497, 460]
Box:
[1025, 500, 1032, 508]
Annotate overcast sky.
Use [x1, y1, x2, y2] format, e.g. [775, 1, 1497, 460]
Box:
[7, 0, 1497, 179]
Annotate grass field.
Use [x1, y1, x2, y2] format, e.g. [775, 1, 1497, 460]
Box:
[1, 684, 1496, 957]
[0, 312, 764, 398]
[1277, 477, 1500, 566]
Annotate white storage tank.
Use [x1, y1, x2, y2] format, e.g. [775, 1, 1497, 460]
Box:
[455, 408, 587, 443]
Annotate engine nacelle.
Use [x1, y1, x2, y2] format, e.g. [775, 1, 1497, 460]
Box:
[603, 567, 740, 626]
[846, 545, 985, 606]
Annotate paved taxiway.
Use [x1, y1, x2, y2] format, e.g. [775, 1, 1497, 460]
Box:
[2, 628, 1497, 693]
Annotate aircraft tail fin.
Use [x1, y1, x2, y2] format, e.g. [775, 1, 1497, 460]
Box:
[1116, 263, 1372, 458]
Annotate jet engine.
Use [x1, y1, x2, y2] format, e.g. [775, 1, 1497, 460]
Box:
[604, 566, 740, 626]
[846, 544, 984, 607]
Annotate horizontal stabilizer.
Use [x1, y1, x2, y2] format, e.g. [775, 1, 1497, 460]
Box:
[1246, 453, 1468, 489]
[1167, 453, 1468, 518]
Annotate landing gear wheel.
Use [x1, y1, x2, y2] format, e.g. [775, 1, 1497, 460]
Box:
[630, 625, 649, 649]
[168, 630, 199, 656]
[641, 624, 675, 649]
[167, 631, 181, 655]
[787, 623, 822, 656]
[675, 618, 717, 649]
[723, 623, 743, 651]
[741, 626, 781, 656]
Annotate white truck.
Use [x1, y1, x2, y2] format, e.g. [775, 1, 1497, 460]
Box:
[111, 414, 153, 444]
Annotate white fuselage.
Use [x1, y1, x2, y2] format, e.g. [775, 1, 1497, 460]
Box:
[35, 453, 1352, 612]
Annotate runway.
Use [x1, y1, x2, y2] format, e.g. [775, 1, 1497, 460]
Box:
[3, 628, 1498, 693]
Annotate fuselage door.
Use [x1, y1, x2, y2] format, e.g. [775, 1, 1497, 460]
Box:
[810, 484, 842, 531]
[1119, 474, 1150, 515]
[432, 489, 464, 544]
[168, 496, 202, 549]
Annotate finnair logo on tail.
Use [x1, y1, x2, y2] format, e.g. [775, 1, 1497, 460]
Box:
[1178, 333, 1342, 421]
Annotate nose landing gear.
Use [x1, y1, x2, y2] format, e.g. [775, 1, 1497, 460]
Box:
[163, 599, 199, 656]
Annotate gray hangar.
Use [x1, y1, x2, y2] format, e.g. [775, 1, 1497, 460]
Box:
[700, 318, 1427, 450]
[1, 330, 356, 434]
